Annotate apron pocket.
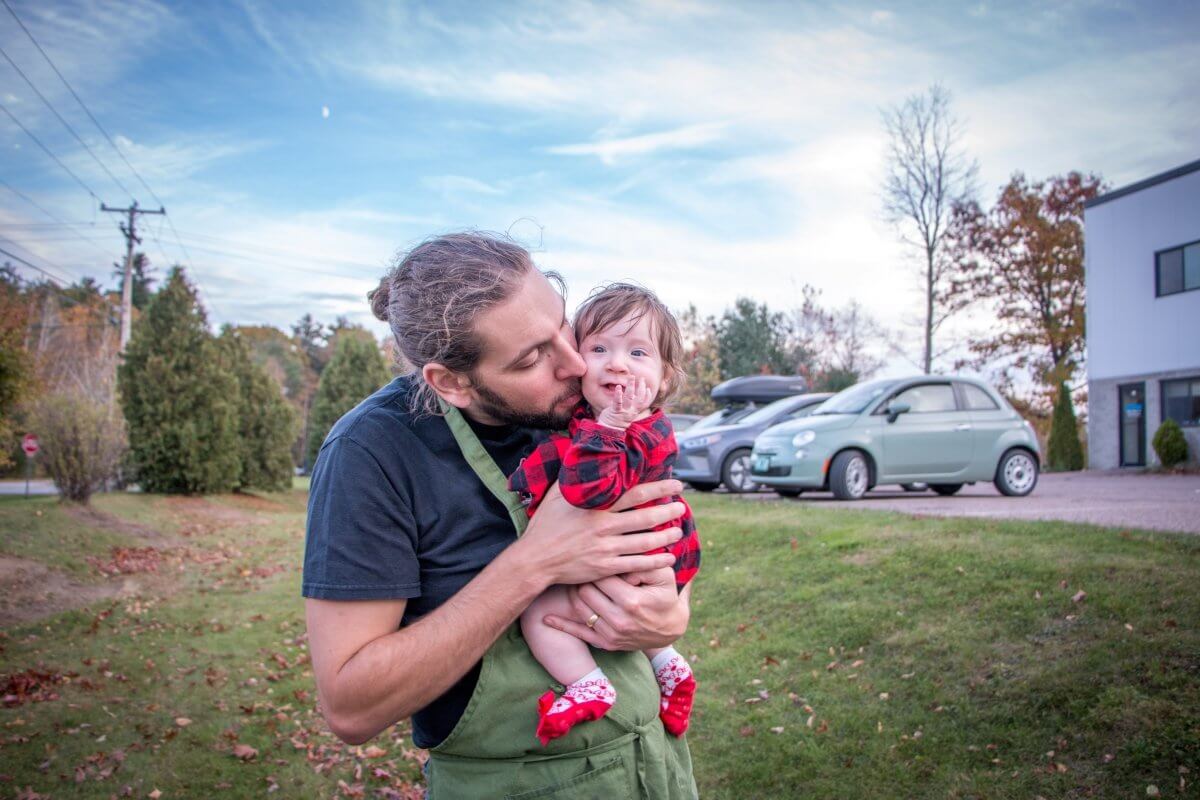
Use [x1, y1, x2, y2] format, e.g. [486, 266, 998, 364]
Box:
[503, 755, 632, 800]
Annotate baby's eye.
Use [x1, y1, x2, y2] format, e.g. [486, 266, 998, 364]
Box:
[631, 348, 648, 357]
[589, 345, 606, 354]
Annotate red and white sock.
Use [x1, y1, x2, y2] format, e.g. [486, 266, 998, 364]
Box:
[536, 668, 616, 746]
[652, 648, 695, 737]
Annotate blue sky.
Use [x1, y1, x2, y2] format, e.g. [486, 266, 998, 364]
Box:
[2, 0, 1198, 370]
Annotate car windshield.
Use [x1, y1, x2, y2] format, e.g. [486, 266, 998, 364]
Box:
[811, 379, 900, 415]
[690, 405, 757, 431]
[737, 396, 808, 427]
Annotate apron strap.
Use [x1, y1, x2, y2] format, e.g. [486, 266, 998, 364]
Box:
[439, 399, 530, 537]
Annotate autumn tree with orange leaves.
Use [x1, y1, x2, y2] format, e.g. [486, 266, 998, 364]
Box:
[945, 172, 1104, 404]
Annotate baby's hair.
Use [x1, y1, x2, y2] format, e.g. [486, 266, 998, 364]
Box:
[574, 282, 686, 407]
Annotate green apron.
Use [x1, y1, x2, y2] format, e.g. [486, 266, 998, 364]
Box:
[425, 405, 699, 800]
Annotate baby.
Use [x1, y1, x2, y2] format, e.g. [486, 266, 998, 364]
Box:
[508, 283, 701, 746]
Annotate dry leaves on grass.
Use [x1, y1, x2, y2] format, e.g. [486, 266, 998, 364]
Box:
[232, 743, 259, 761]
[86, 547, 163, 576]
[2, 668, 72, 707]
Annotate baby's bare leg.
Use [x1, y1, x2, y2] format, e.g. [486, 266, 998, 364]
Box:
[521, 585, 599, 685]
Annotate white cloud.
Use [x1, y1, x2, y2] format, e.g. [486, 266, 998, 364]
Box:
[548, 123, 729, 165]
[422, 175, 505, 197]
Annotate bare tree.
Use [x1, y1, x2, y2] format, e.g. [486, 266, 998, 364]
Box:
[786, 286, 887, 391]
[881, 84, 978, 374]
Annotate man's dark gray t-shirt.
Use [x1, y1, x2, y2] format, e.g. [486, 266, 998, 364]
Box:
[302, 375, 534, 748]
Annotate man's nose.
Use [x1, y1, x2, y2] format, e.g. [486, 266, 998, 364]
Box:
[556, 343, 586, 380]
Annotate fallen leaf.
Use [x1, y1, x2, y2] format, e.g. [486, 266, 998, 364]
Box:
[739, 725, 755, 737]
[1072, 590, 1087, 603]
[770, 726, 784, 734]
[149, 790, 162, 799]
[174, 718, 192, 727]
[1146, 786, 1160, 797]
[232, 744, 258, 761]
[361, 745, 387, 759]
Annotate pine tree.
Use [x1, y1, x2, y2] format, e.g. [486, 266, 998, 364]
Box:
[118, 267, 241, 493]
[1046, 382, 1084, 472]
[217, 327, 298, 492]
[305, 330, 391, 469]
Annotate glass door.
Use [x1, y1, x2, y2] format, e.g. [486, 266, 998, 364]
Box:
[1118, 383, 1145, 467]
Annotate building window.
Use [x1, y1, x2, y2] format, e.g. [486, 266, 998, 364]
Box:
[1156, 240, 1200, 297]
[1162, 377, 1200, 427]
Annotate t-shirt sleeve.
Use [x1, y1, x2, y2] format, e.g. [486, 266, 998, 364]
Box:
[302, 434, 422, 601]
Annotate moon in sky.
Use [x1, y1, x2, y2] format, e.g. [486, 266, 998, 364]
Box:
[321, 106, 330, 119]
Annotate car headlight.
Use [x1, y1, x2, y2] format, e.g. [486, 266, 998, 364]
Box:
[680, 433, 722, 449]
[791, 430, 816, 447]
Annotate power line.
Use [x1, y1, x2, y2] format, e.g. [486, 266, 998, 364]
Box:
[0, 177, 115, 260]
[0, 101, 100, 201]
[0, 42, 134, 200]
[0, 0, 213, 315]
[0, 234, 75, 282]
[0, 244, 67, 286]
[1, 0, 160, 207]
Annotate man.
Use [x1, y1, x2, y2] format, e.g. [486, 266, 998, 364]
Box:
[303, 232, 697, 798]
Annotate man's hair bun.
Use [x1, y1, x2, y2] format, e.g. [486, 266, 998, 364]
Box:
[369, 280, 390, 322]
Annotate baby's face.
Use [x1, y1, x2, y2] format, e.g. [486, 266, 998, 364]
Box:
[579, 311, 665, 413]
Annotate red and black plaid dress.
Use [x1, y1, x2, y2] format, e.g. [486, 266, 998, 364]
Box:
[508, 403, 700, 591]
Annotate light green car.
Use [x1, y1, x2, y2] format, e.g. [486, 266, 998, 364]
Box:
[750, 376, 1041, 500]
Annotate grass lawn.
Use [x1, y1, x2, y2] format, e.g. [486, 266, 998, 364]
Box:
[0, 491, 1197, 798]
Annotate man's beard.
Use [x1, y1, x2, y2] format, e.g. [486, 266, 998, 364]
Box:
[471, 378, 580, 430]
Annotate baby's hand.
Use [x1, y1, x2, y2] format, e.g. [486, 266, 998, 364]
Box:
[596, 377, 655, 430]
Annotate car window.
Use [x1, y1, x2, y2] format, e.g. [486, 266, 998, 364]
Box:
[784, 405, 817, 421]
[889, 383, 957, 413]
[813, 379, 899, 415]
[960, 384, 1000, 410]
[738, 396, 808, 427]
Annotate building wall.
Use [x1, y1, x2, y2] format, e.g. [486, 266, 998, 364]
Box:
[1084, 167, 1200, 381]
[1089, 368, 1200, 469]
[1085, 165, 1200, 469]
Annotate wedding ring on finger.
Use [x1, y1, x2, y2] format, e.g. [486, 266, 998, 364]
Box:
[586, 613, 600, 629]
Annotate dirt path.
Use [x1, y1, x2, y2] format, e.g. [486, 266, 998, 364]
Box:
[2, 496, 272, 629]
[0, 555, 139, 628]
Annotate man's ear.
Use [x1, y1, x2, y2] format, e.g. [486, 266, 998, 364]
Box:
[423, 363, 473, 410]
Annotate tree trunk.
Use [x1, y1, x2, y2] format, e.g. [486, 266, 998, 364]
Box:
[924, 247, 934, 373]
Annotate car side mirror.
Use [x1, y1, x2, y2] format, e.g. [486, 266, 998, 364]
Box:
[886, 402, 911, 423]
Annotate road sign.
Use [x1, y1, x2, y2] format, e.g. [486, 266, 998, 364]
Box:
[21, 433, 39, 457]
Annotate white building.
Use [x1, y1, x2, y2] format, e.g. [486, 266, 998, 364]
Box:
[1084, 158, 1200, 468]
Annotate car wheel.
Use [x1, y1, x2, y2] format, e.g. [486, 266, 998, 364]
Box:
[900, 482, 928, 492]
[687, 481, 720, 492]
[995, 449, 1039, 497]
[775, 488, 804, 498]
[829, 450, 869, 500]
[929, 483, 963, 496]
[720, 449, 759, 493]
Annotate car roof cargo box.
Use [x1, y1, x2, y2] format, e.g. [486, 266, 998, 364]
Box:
[710, 375, 808, 404]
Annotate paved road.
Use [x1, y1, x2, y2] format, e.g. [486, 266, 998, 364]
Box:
[732, 471, 1200, 535]
[0, 479, 57, 496]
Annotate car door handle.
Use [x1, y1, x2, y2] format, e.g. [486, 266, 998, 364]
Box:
[955, 424, 972, 431]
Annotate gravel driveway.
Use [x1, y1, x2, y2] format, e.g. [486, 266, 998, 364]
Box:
[736, 471, 1200, 534]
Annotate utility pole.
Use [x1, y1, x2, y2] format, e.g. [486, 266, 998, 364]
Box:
[102, 201, 164, 351]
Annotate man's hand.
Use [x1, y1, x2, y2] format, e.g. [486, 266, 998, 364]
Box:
[544, 570, 690, 651]
[514, 479, 685, 587]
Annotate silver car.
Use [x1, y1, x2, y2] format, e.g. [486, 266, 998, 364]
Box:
[674, 393, 833, 493]
[750, 376, 1041, 500]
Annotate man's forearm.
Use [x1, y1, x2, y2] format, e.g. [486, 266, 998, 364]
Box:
[322, 545, 547, 744]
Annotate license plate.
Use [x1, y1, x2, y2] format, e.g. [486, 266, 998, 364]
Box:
[754, 456, 771, 473]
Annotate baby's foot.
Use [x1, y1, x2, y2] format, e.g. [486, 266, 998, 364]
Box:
[535, 674, 616, 746]
[654, 653, 696, 737]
